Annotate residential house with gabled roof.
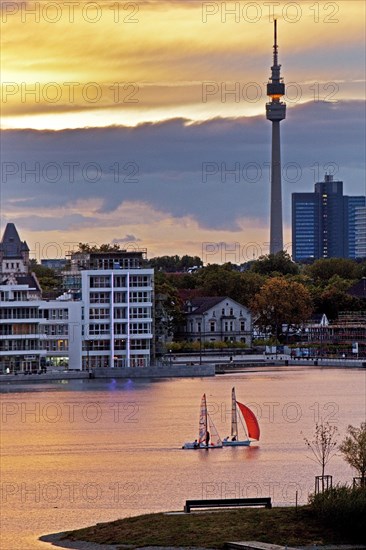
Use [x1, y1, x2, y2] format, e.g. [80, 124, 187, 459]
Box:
[178, 296, 252, 347]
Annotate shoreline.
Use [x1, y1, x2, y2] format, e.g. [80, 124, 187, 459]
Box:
[39, 532, 214, 550]
[1, 360, 365, 385]
[39, 532, 122, 550]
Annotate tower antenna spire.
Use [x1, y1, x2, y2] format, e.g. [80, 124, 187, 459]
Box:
[273, 18, 278, 66]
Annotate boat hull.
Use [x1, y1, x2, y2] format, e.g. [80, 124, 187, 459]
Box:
[182, 442, 223, 449]
[222, 440, 251, 447]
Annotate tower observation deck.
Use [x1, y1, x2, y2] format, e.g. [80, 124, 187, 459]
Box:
[266, 20, 286, 254]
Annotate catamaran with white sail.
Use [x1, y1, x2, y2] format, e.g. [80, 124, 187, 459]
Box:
[223, 387, 260, 446]
[182, 393, 223, 449]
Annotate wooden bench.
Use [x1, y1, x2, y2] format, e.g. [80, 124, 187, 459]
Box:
[184, 497, 272, 513]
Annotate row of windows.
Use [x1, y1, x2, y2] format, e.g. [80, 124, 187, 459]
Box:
[0, 323, 38, 335]
[82, 353, 149, 369]
[189, 320, 247, 332]
[42, 309, 69, 320]
[89, 292, 152, 303]
[89, 275, 152, 288]
[0, 339, 39, 351]
[87, 323, 152, 335]
[0, 308, 39, 319]
[3, 261, 22, 270]
[88, 307, 151, 319]
[43, 340, 68, 352]
[40, 325, 69, 336]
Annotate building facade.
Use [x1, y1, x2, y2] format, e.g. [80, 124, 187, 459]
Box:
[0, 278, 83, 372]
[0, 224, 155, 372]
[81, 268, 154, 368]
[355, 206, 366, 258]
[292, 175, 366, 261]
[179, 296, 252, 347]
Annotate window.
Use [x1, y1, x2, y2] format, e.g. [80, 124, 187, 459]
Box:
[49, 309, 69, 320]
[130, 339, 149, 350]
[114, 307, 127, 319]
[89, 275, 111, 288]
[114, 275, 126, 287]
[130, 275, 150, 287]
[114, 291, 127, 303]
[129, 291, 151, 303]
[240, 320, 246, 331]
[230, 308, 233, 315]
[88, 324, 110, 335]
[210, 321, 215, 332]
[130, 307, 150, 319]
[114, 323, 127, 335]
[130, 323, 151, 334]
[89, 308, 109, 320]
[90, 292, 110, 304]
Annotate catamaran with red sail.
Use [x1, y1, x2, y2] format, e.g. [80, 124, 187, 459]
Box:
[182, 393, 223, 449]
[223, 387, 260, 446]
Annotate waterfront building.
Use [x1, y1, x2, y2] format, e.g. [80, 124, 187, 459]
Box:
[0, 225, 155, 371]
[292, 175, 366, 261]
[178, 296, 252, 347]
[64, 249, 154, 369]
[0, 276, 82, 372]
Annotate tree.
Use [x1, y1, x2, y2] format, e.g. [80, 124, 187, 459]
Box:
[149, 255, 203, 272]
[339, 422, 366, 484]
[76, 243, 122, 252]
[314, 286, 361, 320]
[250, 277, 313, 341]
[304, 422, 339, 491]
[304, 258, 361, 283]
[29, 261, 62, 293]
[251, 251, 299, 276]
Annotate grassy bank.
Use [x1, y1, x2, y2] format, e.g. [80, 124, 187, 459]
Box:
[61, 506, 363, 548]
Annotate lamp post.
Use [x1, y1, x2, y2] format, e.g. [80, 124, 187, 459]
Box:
[169, 349, 172, 367]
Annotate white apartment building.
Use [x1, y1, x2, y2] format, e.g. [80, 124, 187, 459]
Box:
[0, 282, 83, 372]
[82, 269, 154, 368]
[0, 224, 154, 372]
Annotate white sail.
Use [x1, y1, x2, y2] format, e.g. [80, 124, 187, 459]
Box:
[207, 412, 222, 447]
[231, 387, 238, 439]
[198, 393, 208, 444]
[182, 393, 223, 449]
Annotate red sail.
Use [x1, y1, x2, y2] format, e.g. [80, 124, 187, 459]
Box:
[236, 401, 260, 440]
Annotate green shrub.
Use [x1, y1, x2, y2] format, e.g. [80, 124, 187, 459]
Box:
[308, 485, 366, 541]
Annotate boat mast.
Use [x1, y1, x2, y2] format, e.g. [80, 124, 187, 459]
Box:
[231, 387, 238, 439]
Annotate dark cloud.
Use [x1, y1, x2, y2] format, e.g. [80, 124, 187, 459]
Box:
[1, 100, 365, 234]
[112, 235, 142, 243]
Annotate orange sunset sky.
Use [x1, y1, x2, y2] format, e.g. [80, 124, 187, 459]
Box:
[1, 0, 365, 260]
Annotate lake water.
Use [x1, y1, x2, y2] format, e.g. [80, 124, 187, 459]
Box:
[1, 366, 365, 549]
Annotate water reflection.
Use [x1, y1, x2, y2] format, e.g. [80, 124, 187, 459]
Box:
[0, 367, 365, 549]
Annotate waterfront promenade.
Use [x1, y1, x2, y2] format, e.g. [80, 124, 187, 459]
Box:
[1, 354, 364, 384]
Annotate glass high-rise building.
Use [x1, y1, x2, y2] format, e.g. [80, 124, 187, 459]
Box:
[355, 206, 366, 258]
[292, 175, 365, 261]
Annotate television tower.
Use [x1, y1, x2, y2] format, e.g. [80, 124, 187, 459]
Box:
[266, 19, 286, 254]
